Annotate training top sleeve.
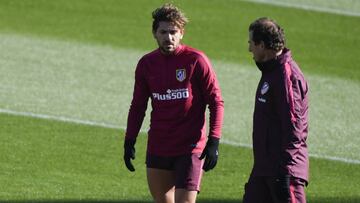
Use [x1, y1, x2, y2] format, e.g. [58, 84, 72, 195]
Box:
[195, 53, 224, 139]
[125, 58, 150, 140]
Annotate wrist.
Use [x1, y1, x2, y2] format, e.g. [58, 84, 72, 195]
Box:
[206, 136, 219, 153]
[124, 138, 136, 147]
[207, 136, 219, 145]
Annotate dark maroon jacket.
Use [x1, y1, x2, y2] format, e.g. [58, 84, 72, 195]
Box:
[251, 48, 309, 182]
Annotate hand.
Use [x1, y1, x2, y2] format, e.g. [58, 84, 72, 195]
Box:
[124, 139, 136, 172]
[275, 175, 291, 201]
[199, 136, 219, 171]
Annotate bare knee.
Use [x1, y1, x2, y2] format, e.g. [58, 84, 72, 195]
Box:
[151, 186, 175, 203]
[175, 189, 197, 203]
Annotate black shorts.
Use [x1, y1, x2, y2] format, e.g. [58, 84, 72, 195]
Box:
[146, 153, 204, 191]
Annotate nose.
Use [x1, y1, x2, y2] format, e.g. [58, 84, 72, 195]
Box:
[164, 33, 173, 41]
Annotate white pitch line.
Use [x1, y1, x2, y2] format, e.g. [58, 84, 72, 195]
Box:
[0, 108, 121, 130]
[1, 108, 360, 165]
[221, 139, 360, 164]
[309, 153, 360, 164]
[243, 0, 360, 17]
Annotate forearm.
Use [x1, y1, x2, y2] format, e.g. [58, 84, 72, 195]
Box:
[208, 100, 224, 139]
[125, 102, 147, 140]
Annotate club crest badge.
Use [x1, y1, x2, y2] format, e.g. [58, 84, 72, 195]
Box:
[176, 69, 186, 82]
[261, 82, 269, 95]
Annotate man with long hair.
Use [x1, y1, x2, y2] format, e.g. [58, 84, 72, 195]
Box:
[124, 4, 224, 203]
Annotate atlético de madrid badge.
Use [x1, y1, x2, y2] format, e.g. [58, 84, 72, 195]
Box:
[261, 82, 269, 95]
[176, 69, 186, 82]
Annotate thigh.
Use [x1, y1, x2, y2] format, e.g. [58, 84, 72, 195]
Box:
[147, 168, 176, 203]
[174, 153, 204, 192]
[175, 189, 198, 203]
[243, 176, 273, 203]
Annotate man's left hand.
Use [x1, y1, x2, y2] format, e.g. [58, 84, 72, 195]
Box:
[199, 136, 219, 171]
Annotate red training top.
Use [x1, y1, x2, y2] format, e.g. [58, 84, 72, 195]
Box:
[125, 44, 224, 156]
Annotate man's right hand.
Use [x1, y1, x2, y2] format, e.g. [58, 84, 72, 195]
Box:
[124, 139, 136, 172]
[275, 175, 291, 201]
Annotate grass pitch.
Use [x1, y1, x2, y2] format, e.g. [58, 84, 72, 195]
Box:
[0, 0, 360, 202]
[1, 113, 360, 202]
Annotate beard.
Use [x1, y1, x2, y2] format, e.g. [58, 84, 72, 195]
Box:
[160, 43, 177, 54]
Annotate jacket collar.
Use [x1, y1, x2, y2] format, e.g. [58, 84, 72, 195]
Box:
[256, 48, 291, 73]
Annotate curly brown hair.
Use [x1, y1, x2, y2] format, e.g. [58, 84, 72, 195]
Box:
[249, 17, 285, 52]
[152, 3, 188, 32]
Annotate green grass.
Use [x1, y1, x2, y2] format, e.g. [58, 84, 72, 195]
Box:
[1, 113, 360, 202]
[245, 0, 360, 16]
[1, 32, 359, 161]
[0, 113, 149, 201]
[0, 0, 359, 81]
[1, 0, 360, 202]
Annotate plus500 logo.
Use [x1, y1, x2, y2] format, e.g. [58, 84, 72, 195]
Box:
[152, 88, 189, 101]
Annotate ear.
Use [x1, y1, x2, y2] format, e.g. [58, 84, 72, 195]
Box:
[180, 29, 184, 39]
[260, 41, 265, 49]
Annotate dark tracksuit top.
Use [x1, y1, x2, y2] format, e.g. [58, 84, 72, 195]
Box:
[125, 44, 224, 156]
[252, 48, 309, 183]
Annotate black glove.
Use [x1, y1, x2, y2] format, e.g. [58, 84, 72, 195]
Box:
[275, 175, 291, 201]
[199, 136, 219, 172]
[124, 139, 136, 172]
